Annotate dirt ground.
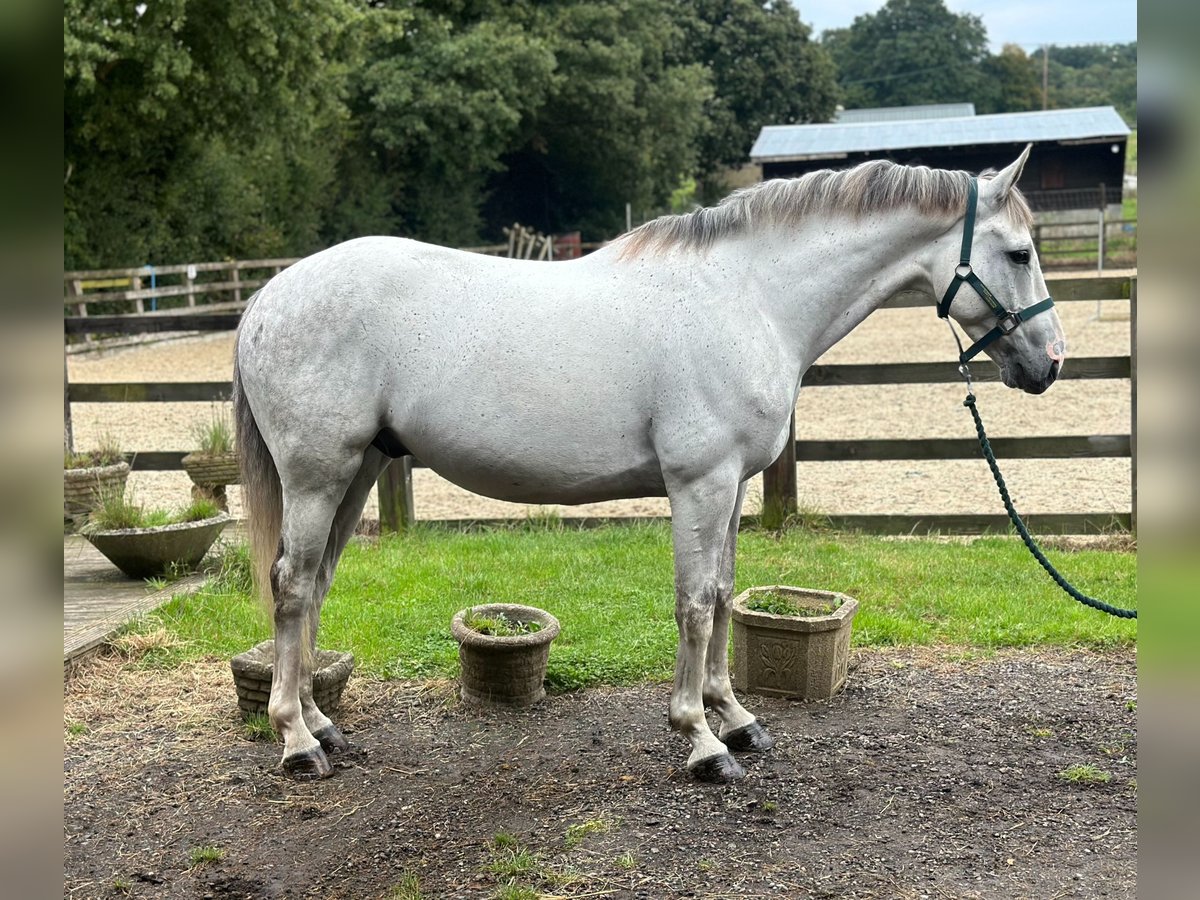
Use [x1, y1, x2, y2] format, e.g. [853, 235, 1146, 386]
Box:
[64, 647, 1137, 899]
[66, 291, 1133, 523]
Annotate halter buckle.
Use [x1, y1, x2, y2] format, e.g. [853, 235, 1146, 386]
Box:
[954, 263, 973, 279]
[997, 311, 1022, 335]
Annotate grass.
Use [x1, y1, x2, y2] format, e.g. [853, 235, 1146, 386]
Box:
[386, 871, 424, 900]
[241, 713, 276, 742]
[191, 407, 234, 456]
[487, 848, 540, 878]
[188, 845, 224, 866]
[82, 488, 221, 533]
[1057, 764, 1112, 784]
[564, 816, 616, 849]
[462, 607, 542, 637]
[65, 432, 123, 469]
[746, 590, 841, 617]
[135, 523, 1136, 684]
[615, 851, 636, 870]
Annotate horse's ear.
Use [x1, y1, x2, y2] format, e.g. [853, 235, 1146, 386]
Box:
[984, 143, 1032, 204]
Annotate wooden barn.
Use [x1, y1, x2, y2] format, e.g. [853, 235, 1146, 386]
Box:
[750, 105, 1130, 213]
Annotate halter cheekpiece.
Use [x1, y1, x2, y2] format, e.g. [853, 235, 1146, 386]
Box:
[937, 177, 1055, 363]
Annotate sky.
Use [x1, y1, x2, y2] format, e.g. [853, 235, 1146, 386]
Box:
[798, 0, 1137, 51]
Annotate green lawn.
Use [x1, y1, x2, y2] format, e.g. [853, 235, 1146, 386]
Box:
[140, 523, 1136, 690]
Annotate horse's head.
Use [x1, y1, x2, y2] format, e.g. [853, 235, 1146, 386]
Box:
[937, 146, 1066, 395]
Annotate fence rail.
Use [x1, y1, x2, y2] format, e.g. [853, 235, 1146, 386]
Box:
[64, 272, 1135, 535]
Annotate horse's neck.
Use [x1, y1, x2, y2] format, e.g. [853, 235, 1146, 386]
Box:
[733, 212, 943, 370]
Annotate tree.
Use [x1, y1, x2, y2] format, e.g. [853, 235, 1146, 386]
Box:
[822, 0, 989, 110]
[64, 0, 361, 268]
[483, 0, 713, 238]
[1031, 43, 1136, 123]
[676, 0, 837, 173]
[977, 44, 1042, 114]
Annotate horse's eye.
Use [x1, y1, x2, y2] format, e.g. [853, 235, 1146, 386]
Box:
[1007, 249, 1031, 265]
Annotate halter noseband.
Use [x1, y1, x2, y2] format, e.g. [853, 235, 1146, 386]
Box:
[937, 177, 1055, 363]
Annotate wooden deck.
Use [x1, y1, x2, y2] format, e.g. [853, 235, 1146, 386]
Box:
[64, 535, 208, 669]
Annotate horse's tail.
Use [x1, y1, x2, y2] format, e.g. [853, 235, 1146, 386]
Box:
[233, 297, 282, 611]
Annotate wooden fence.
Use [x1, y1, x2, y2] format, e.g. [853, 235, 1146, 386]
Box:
[64, 273, 1135, 535]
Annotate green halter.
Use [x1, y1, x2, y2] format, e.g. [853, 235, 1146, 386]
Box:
[937, 177, 1055, 363]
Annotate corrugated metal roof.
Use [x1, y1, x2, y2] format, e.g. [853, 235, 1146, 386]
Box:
[834, 103, 975, 123]
[751, 106, 1130, 162]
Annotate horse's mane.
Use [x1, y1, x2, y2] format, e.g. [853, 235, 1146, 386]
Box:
[616, 159, 1035, 258]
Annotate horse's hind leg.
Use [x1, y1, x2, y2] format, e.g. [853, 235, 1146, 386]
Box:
[667, 468, 746, 783]
[704, 481, 775, 753]
[301, 448, 392, 755]
[269, 463, 359, 780]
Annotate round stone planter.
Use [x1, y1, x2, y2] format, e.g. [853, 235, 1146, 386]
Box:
[451, 603, 560, 707]
[181, 452, 241, 486]
[731, 585, 858, 701]
[64, 461, 130, 527]
[230, 639, 355, 721]
[83, 513, 230, 579]
[181, 452, 240, 511]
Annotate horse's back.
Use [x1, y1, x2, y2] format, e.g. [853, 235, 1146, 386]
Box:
[237, 237, 672, 502]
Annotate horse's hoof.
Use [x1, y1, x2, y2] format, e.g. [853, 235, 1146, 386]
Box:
[282, 745, 334, 780]
[690, 752, 747, 784]
[313, 725, 349, 755]
[724, 721, 775, 753]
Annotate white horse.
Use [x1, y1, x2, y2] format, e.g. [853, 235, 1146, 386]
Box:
[233, 147, 1063, 782]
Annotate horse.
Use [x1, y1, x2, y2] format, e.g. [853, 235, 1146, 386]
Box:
[233, 146, 1064, 783]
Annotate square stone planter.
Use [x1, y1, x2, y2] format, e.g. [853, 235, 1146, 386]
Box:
[731, 585, 858, 700]
[230, 639, 355, 721]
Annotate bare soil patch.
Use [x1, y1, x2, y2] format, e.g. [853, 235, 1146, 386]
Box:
[64, 648, 1136, 899]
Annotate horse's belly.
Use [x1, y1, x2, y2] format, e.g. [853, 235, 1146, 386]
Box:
[404, 431, 666, 505]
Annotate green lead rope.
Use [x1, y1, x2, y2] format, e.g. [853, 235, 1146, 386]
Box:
[962, 391, 1137, 620]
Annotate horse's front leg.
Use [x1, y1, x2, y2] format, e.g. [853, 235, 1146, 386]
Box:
[667, 469, 746, 783]
[703, 481, 775, 753]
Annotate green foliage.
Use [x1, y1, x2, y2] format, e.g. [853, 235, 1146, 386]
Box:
[82, 488, 218, 532]
[140, 526, 1135, 686]
[462, 608, 543, 637]
[191, 408, 233, 456]
[241, 714, 276, 743]
[1031, 44, 1137, 123]
[65, 433, 123, 469]
[1057, 764, 1111, 784]
[823, 0, 990, 109]
[745, 590, 841, 617]
[386, 871, 425, 900]
[188, 845, 224, 866]
[678, 0, 837, 173]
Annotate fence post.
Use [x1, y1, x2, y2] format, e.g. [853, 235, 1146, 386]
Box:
[1129, 276, 1137, 535]
[231, 262, 242, 304]
[761, 413, 797, 529]
[131, 274, 145, 314]
[63, 345, 73, 455]
[377, 456, 415, 533]
[1097, 183, 1107, 274]
[186, 264, 197, 307]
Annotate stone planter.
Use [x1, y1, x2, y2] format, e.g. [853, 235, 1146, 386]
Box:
[64, 461, 130, 527]
[181, 452, 240, 510]
[731, 585, 858, 701]
[230, 639, 355, 721]
[83, 513, 230, 579]
[451, 603, 560, 707]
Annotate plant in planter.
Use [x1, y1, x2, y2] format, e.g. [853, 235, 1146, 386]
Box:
[80, 490, 230, 579]
[451, 603, 561, 707]
[64, 433, 129, 529]
[731, 585, 859, 701]
[181, 408, 239, 510]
